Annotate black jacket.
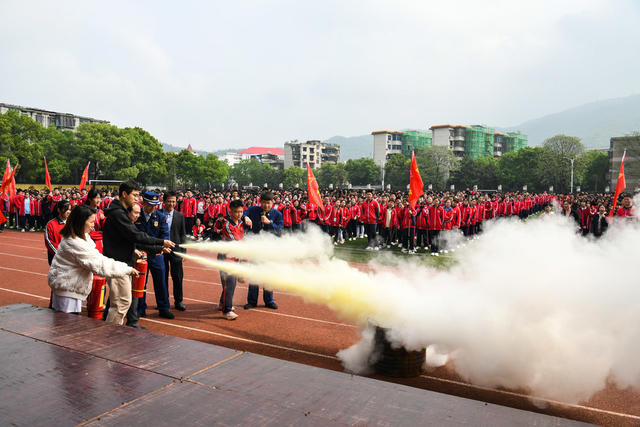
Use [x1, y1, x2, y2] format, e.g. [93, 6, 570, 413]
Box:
[590, 214, 608, 237]
[103, 199, 165, 266]
[166, 209, 187, 253]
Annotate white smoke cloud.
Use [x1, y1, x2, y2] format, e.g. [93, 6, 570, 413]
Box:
[184, 214, 640, 404]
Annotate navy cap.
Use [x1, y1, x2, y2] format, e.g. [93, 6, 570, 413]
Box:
[143, 191, 161, 205]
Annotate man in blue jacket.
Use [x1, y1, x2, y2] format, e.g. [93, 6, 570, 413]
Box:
[134, 191, 174, 320]
[242, 191, 283, 310]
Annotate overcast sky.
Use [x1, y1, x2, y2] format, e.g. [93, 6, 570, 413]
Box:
[1, 0, 639, 151]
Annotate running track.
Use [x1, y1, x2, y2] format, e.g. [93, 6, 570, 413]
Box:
[0, 229, 638, 426]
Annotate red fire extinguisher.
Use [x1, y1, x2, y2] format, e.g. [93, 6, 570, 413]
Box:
[87, 276, 106, 319]
[132, 258, 148, 298]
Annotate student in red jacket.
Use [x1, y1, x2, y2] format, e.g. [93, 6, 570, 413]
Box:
[361, 193, 380, 250]
[180, 190, 197, 234]
[45, 200, 72, 265]
[192, 217, 205, 240]
[415, 197, 430, 252]
[399, 201, 417, 254]
[292, 200, 304, 232]
[338, 200, 350, 244]
[428, 198, 443, 254]
[213, 199, 249, 320]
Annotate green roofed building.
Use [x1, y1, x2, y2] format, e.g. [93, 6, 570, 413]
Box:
[401, 130, 431, 156]
[504, 132, 528, 153]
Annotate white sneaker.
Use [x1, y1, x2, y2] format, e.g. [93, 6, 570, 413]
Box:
[223, 311, 238, 320]
[401, 248, 408, 253]
[365, 246, 373, 251]
[21, 229, 25, 232]
[386, 245, 391, 249]
[374, 247, 379, 251]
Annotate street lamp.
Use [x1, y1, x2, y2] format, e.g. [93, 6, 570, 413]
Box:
[569, 157, 575, 194]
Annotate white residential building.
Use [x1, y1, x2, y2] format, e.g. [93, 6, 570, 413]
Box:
[372, 131, 403, 168]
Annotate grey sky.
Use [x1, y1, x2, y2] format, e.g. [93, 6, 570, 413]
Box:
[1, 0, 639, 151]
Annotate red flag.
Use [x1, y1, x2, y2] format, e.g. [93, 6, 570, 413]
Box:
[408, 151, 424, 209]
[79, 161, 90, 190]
[44, 157, 53, 192]
[306, 162, 325, 213]
[1, 160, 9, 193]
[1, 163, 18, 195]
[610, 150, 626, 216]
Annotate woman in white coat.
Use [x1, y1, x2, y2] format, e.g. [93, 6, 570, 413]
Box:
[48, 204, 138, 314]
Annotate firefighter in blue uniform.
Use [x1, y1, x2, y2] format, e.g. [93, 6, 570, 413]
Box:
[135, 191, 175, 319]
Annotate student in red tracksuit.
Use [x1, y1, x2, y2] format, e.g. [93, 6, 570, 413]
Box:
[85, 188, 106, 253]
[192, 217, 205, 240]
[320, 197, 333, 234]
[181, 190, 197, 234]
[460, 199, 472, 237]
[400, 201, 417, 253]
[428, 198, 443, 254]
[292, 200, 303, 232]
[615, 195, 636, 220]
[348, 200, 360, 240]
[30, 194, 43, 230]
[380, 200, 397, 248]
[360, 192, 380, 250]
[279, 200, 295, 233]
[475, 199, 485, 233]
[469, 199, 479, 235]
[415, 198, 429, 252]
[329, 200, 342, 243]
[213, 199, 250, 320]
[338, 200, 350, 243]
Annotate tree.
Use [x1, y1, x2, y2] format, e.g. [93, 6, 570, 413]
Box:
[414, 146, 458, 190]
[449, 156, 499, 190]
[579, 150, 609, 192]
[497, 147, 548, 192]
[283, 166, 305, 188]
[384, 154, 409, 189]
[316, 163, 347, 188]
[542, 135, 585, 193]
[345, 158, 380, 186]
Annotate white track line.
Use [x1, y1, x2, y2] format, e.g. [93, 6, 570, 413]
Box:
[0, 242, 47, 252]
[419, 374, 640, 421]
[145, 290, 355, 328]
[140, 317, 338, 360]
[0, 287, 49, 300]
[0, 266, 47, 276]
[0, 252, 48, 261]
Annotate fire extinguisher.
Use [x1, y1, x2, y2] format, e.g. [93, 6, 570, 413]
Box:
[87, 276, 106, 319]
[132, 258, 148, 298]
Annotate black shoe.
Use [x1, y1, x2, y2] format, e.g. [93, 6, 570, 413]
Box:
[243, 303, 256, 310]
[175, 302, 186, 311]
[127, 323, 146, 330]
[265, 302, 278, 310]
[159, 310, 175, 319]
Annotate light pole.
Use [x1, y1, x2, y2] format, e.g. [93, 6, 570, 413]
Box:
[570, 157, 575, 194]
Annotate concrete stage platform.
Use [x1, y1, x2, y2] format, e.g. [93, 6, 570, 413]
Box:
[0, 304, 590, 426]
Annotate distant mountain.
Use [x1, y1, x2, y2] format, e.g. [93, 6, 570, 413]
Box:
[501, 94, 640, 148]
[161, 142, 242, 157]
[323, 134, 373, 161]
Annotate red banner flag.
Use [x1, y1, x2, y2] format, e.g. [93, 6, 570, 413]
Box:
[79, 161, 90, 190]
[306, 162, 325, 213]
[609, 150, 626, 216]
[1, 160, 9, 193]
[1, 163, 18, 195]
[44, 157, 53, 192]
[408, 151, 424, 209]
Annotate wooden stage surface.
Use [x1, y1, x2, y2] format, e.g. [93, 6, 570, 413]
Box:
[0, 304, 590, 426]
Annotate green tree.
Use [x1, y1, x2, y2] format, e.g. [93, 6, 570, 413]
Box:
[384, 154, 409, 189]
[542, 135, 585, 193]
[449, 156, 499, 190]
[497, 147, 548, 192]
[316, 163, 347, 188]
[283, 166, 305, 188]
[345, 158, 380, 186]
[579, 150, 609, 192]
[414, 146, 458, 190]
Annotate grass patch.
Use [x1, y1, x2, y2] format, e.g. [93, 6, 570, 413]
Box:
[331, 236, 457, 269]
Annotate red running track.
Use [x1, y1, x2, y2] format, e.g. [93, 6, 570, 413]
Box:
[0, 229, 638, 425]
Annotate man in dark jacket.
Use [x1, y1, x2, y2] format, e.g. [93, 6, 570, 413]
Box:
[242, 191, 283, 310]
[163, 190, 188, 311]
[103, 181, 174, 326]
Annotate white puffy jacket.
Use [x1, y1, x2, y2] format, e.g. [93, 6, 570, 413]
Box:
[48, 234, 131, 300]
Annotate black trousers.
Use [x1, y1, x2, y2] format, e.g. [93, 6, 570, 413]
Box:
[428, 230, 440, 253]
[416, 229, 428, 249]
[164, 252, 184, 305]
[365, 223, 377, 247]
[185, 217, 194, 235]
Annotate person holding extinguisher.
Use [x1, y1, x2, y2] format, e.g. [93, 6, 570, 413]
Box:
[132, 191, 174, 320]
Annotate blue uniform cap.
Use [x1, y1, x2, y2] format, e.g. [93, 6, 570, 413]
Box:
[143, 191, 161, 205]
